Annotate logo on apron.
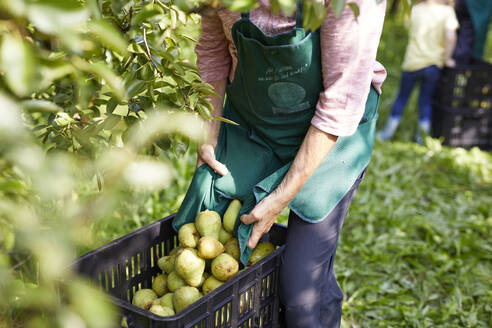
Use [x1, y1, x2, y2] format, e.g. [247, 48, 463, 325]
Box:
[268, 81, 310, 114]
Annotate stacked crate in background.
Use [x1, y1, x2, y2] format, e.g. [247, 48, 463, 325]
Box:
[432, 59, 492, 149]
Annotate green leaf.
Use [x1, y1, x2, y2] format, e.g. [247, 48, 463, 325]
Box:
[2, 228, 15, 251]
[170, 9, 177, 29]
[196, 103, 212, 120]
[21, 100, 63, 113]
[69, 280, 117, 328]
[123, 159, 173, 191]
[72, 58, 126, 100]
[87, 20, 129, 55]
[126, 111, 205, 149]
[0, 35, 37, 97]
[214, 116, 240, 126]
[27, 0, 89, 34]
[330, 0, 346, 18]
[38, 61, 75, 91]
[347, 2, 359, 18]
[54, 112, 74, 126]
[127, 43, 145, 54]
[131, 4, 164, 27]
[269, 0, 282, 14]
[0, 92, 23, 137]
[106, 98, 118, 114]
[277, 0, 296, 15]
[302, 0, 313, 30]
[102, 114, 121, 130]
[86, 0, 102, 18]
[222, 0, 258, 12]
[173, 0, 195, 12]
[0, 0, 26, 16]
[311, 0, 327, 28]
[180, 34, 199, 44]
[126, 80, 147, 98]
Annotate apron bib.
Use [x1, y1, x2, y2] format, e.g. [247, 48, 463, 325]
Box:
[173, 1, 380, 265]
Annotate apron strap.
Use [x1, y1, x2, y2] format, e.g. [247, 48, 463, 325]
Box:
[295, 0, 303, 29]
[241, 0, 303, 27]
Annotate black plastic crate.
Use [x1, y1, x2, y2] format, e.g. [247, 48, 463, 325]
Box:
[432, 104, 492, 149]
[73, 214, 287, 328]
[433, 59, 492, 109]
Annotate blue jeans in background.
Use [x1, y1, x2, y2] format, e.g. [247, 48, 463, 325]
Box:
[389, 65, 441, 123]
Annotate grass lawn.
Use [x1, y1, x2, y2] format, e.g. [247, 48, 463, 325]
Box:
[87, 11, 492, 328]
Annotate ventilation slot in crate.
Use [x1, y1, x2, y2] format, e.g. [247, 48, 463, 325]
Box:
[239, 286, 254, 316]
[214, 300, 232, 327]
[259, 303, 274, 327]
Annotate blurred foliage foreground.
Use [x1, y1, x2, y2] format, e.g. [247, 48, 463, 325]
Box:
[0, 0, 491, 328]
[0, 0, 214, 327]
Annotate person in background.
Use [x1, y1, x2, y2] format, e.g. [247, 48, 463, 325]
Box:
[453, 0, 475, 65]
[464, 0, 492, 60]
[378, 0, 459, 143]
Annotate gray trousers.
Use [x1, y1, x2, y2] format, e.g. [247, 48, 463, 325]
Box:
[279, 169, 365, 328]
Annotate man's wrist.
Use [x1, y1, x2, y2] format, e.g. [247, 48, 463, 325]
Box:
[270, 185, 296, 210]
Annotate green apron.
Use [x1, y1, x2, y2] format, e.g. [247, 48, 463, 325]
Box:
[173, 1, 380, 266]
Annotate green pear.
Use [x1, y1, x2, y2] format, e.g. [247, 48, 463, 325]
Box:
[153, 292, 174, 311]
[197, 236, 224, 259]
[176, 248, 205, 287]
[173, 286, 202, 312]
[194, 210, 221, 239]
[167, 271, 187, 292]
[202, 276, 224, 295]
[197, 271, 209, 288]
[218, 227, 233, 245]
[149, 304, 175, 316]
[152, 273, 168, 296]
[158, 255, 175, 274]
[169, 247, 182, 257]
[223, 199, 241, 233]
[211, 253, 239, 282]
[132, 289, 157, 310]
[224, 237, 240, 261]
[178, 223, 200, 248]
[248, 242, 275, 266]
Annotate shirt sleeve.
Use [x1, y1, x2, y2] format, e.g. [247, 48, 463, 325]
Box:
[195, 11, 232, 83]
[311, 0, 386, 137]
[445, 7, 459, 30]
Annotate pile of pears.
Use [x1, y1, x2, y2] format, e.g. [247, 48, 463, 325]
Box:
[131, 200, 275, 317]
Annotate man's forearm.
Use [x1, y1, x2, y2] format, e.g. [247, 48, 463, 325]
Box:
[205, 79, 227, 146]
[270, 125, 338, 207]
[444, 28, 457, 62]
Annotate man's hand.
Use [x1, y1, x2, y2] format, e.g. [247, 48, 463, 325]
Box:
[197, 143, 229, 176]
[445, 58, 456, 68]
[240, 195, 285, 249]
[240, 125, 338, 249]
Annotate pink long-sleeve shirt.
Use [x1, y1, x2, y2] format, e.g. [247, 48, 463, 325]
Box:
[195, 0, 387, 136]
